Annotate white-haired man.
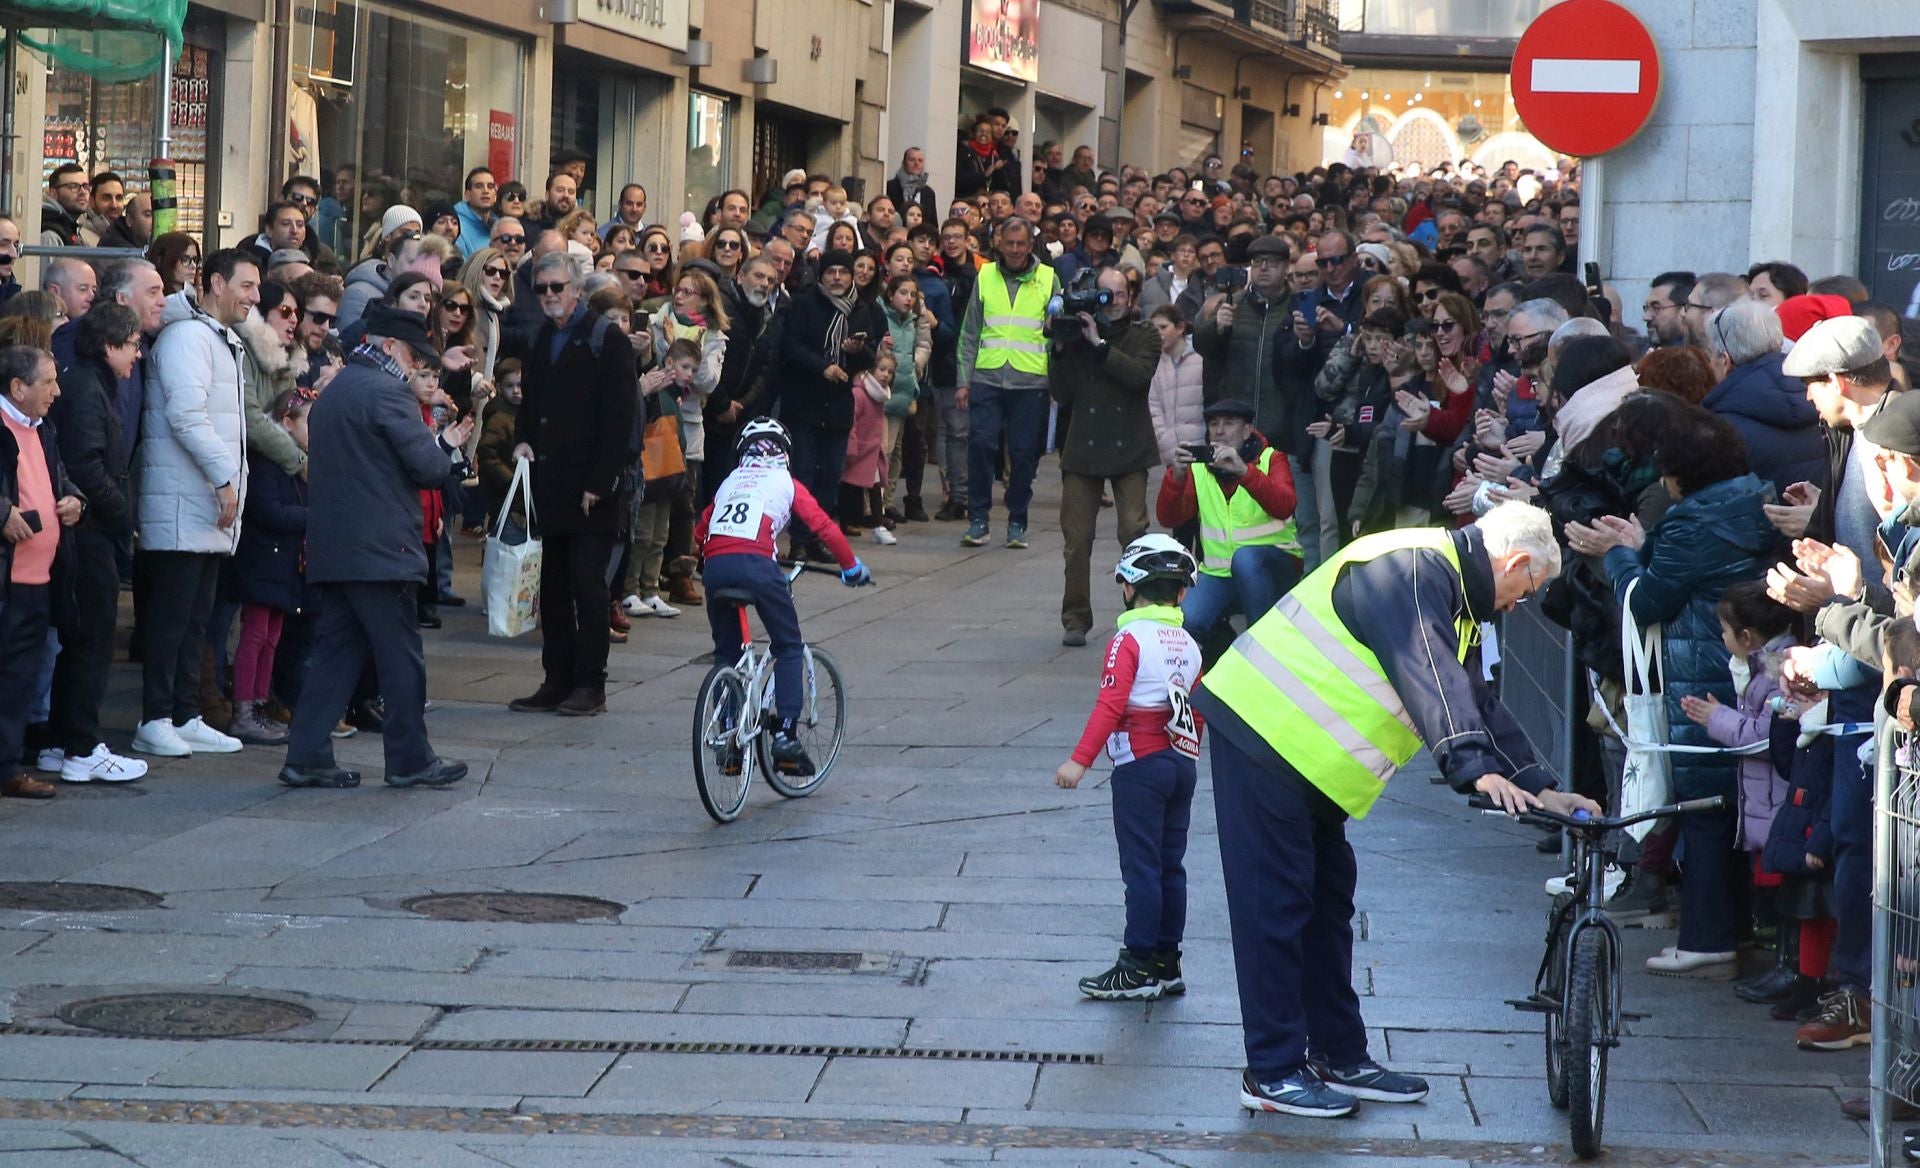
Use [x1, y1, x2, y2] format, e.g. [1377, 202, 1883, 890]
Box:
[1193, 502, 1599, 1119]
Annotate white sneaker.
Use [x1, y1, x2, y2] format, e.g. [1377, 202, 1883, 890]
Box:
[621, 594, 648, 617]
[34, 748, 64, 774]
[1645, 948, 1738, 978]
[174, 716, 243, 754]
[642, 595, 680, 618]
[131, 719, 192, 758]
[1544, 864, 1625, 900]
[872, 526, 897, 546]
[60, 744, 147, 784]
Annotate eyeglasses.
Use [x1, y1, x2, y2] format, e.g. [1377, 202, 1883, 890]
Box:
[1643, 299, 1677, 314]
[1416, 288, 1444, 303]
[494, 234, 526, 247]
[1508, 329, 1549, 350]
[441, 300, 473, 316]
[483, 265, 510, 279]
[1315, 253, 1350, 268]
[1682, 300, 1710, 314]
[269, 304, 299, 321]
[535, 282, 571, 295]
[53, 180, 86, 192]
[305, 310, 336, 327]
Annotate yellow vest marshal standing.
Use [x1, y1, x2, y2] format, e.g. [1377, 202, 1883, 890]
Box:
[1190, 500, 1600, 1119]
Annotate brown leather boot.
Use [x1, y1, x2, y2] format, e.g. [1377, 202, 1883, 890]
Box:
[507, 682, 568, 713]
[199, 647, 233, 730]
[556, 686, 606, 716]
[668, 576, 704, 606]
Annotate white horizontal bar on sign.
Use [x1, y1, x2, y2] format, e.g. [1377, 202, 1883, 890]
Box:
[1530, 57, 1642, 95]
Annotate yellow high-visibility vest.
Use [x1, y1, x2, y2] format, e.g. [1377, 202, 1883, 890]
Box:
[1193, 447, 1300, 576]
[974, 261, 1058, 376]
[1197, 528, 1474, 819]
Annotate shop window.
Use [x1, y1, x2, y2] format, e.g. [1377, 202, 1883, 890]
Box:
[41, 43, 215, 240]
[686, 91, 730, 220]
[296, 0, 523, 262]
[752, 113, 808, 213]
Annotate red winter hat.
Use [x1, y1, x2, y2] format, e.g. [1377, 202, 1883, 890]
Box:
[1776, 294, 1853, 343]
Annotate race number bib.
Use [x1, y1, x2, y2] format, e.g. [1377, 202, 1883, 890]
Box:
[1167, 679, 1200, 759]
[709, 492, 765, 539]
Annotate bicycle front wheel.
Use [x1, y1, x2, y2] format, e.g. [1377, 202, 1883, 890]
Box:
[692, 667, 753, 823]
[1563, 927, 1611, 1160]
[761, 645, 846, 798]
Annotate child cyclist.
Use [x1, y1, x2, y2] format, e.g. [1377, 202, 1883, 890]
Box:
[698, 418, 873, 776]
[1054, 534, 1204, 1000]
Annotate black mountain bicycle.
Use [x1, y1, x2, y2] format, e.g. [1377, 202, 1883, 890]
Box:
[1471, 793, 1725, 1160]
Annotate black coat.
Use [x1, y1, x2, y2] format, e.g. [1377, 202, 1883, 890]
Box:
[777, 286, 880, 432]
[515, 308, 639, 537]
[886, 177, 940, 228]
[304, 354, 455, 585]
[712, 288, 770, 446]
[0, 412, 80, 604]
[232, 452, 309, 613]
[50, 358, 134, 538]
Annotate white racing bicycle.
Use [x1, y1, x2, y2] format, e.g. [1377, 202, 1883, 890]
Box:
[691, 561, 848, 822]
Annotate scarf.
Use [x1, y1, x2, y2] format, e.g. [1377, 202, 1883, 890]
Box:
[820, 288, 856, 359]
[352, 340, 407, 382]
[966, 139, 999, 161]
[894, 167, 928, 204]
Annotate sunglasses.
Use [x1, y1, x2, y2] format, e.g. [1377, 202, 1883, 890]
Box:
[1315, 254, 1350, 268]
[269, 304, 298, 321]
[713, 239, 743, 251]
[305, 310, 336, 327]
[441, 300, 473, 316]
[616, 268, 647, 280]
[1434, 318, 1461, 333]
[643, 243, 670, 254]
[483, 265, 510, 279]
[535, 282, 571, 295]
[288, 193, 317, 207]
[494, 234, 526, 247]
[1416, 288, 1443, 302]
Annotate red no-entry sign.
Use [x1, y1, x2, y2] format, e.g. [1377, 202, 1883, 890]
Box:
[1511, 0, 1662, 158]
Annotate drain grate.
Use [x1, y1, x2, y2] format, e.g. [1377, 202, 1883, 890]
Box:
[400, 893, 624, 923]
[725, 949, 865, 972]
[58, 993, 315, 1038]
[0, 882, 163, 913]
[0, 1025, 1101, 1065]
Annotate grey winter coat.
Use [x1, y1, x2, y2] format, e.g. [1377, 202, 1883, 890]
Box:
[136, 290, 249, 553]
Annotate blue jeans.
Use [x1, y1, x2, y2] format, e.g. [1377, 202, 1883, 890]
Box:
[1112, 751, 1199, 958]
[967, 384, 1047, 528]
[703, 554, 807, 721]
[1829, 684, 1874, 990]
[1181, 546, 1302, 641]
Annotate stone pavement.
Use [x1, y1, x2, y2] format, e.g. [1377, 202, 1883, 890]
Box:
[0, 468, 1871, 1166]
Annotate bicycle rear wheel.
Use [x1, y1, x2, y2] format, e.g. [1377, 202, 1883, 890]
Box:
[761, 645, 846, 798]
[1544, 894, 1573, 1109]
[692, 667, 753, 823]
[1564, 927, 1611, 1159]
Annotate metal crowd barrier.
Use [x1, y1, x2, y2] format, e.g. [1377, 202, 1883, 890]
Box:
[1874, 723, 1920, 1167]
[1494, 601, 1578, 789]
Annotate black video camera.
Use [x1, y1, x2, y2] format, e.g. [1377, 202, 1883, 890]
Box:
[1050, 268, 1114, 338]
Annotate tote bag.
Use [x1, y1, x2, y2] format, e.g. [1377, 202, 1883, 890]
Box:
[1616, 577, 1673, 840]
[483, 457, 542, 638]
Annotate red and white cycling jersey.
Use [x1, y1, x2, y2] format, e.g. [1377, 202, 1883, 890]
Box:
[697, 460, 855, 568]
[1071, 608, 1204, 767]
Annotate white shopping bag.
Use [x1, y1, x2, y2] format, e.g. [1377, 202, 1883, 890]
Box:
[483, 457, 541, 638]
[1616, 577, 1673, 841]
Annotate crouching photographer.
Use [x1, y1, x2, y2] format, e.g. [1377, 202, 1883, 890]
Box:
[1050, 267, 1162, 647]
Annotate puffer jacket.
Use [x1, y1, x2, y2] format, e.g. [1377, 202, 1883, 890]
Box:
[235, 310, 304, 477]
[1703, 351, 1827, 497]
[1603, 473, 1778, 800]
[336, 258, 392, 328]
[1192, 289, 1287, 439]
[1703, 634, 1794, 850]
[137, 290, 248, 553]
[1148, 340, 1205, 466]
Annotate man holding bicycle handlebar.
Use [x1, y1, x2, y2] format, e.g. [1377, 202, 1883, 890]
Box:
[1192, 501, 1600, 1118]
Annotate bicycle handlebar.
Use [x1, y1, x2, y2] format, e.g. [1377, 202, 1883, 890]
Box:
[774, 560, 846, 578]
[1466, 793, 1725, 834]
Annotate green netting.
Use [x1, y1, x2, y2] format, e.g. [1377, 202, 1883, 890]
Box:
[3, 0, 185, 82]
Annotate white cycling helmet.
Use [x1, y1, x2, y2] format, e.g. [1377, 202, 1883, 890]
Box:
[1115, 533, 1197, 587]
[736, 416, 791, 462]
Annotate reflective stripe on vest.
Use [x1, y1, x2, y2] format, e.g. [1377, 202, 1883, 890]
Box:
[975, 262, 1057, 375]
[1193, 447, 1300, 576]
[1198, 528, 1474, 819]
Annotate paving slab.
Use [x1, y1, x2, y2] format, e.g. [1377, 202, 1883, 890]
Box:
[372, 1049, 618, 1097]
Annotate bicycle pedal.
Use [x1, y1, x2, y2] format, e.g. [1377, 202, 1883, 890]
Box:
[1506, 996, 1557, 1015]
[775, 760, 816, 777]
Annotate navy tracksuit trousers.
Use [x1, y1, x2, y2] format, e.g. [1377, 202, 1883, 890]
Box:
[1111, 750, 1198, 958]
[1210, 729, 1370, 1080]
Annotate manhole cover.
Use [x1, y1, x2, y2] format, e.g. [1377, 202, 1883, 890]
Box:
[58, 993, 314, 1038]
[725, 950, 867, 972]
[401, 893, 624, 923]
[0, 883, 162, 913]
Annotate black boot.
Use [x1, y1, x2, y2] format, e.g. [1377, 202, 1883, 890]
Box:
[1771, 975, 1829, 1022]
[1736, 924, 1801, 1004]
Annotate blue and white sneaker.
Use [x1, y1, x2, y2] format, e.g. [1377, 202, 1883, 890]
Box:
[1311, 1058, 1429, 1103]
[1239, 1067, 1357, 1118]
[1005, 522, 1028, 549]
[961, 521, 989, 547]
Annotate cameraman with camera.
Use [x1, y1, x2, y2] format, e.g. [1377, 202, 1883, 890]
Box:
[1050, 267, 1160, 647]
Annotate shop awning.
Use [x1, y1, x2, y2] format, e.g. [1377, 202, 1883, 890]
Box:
[1, 0, 185, 82]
